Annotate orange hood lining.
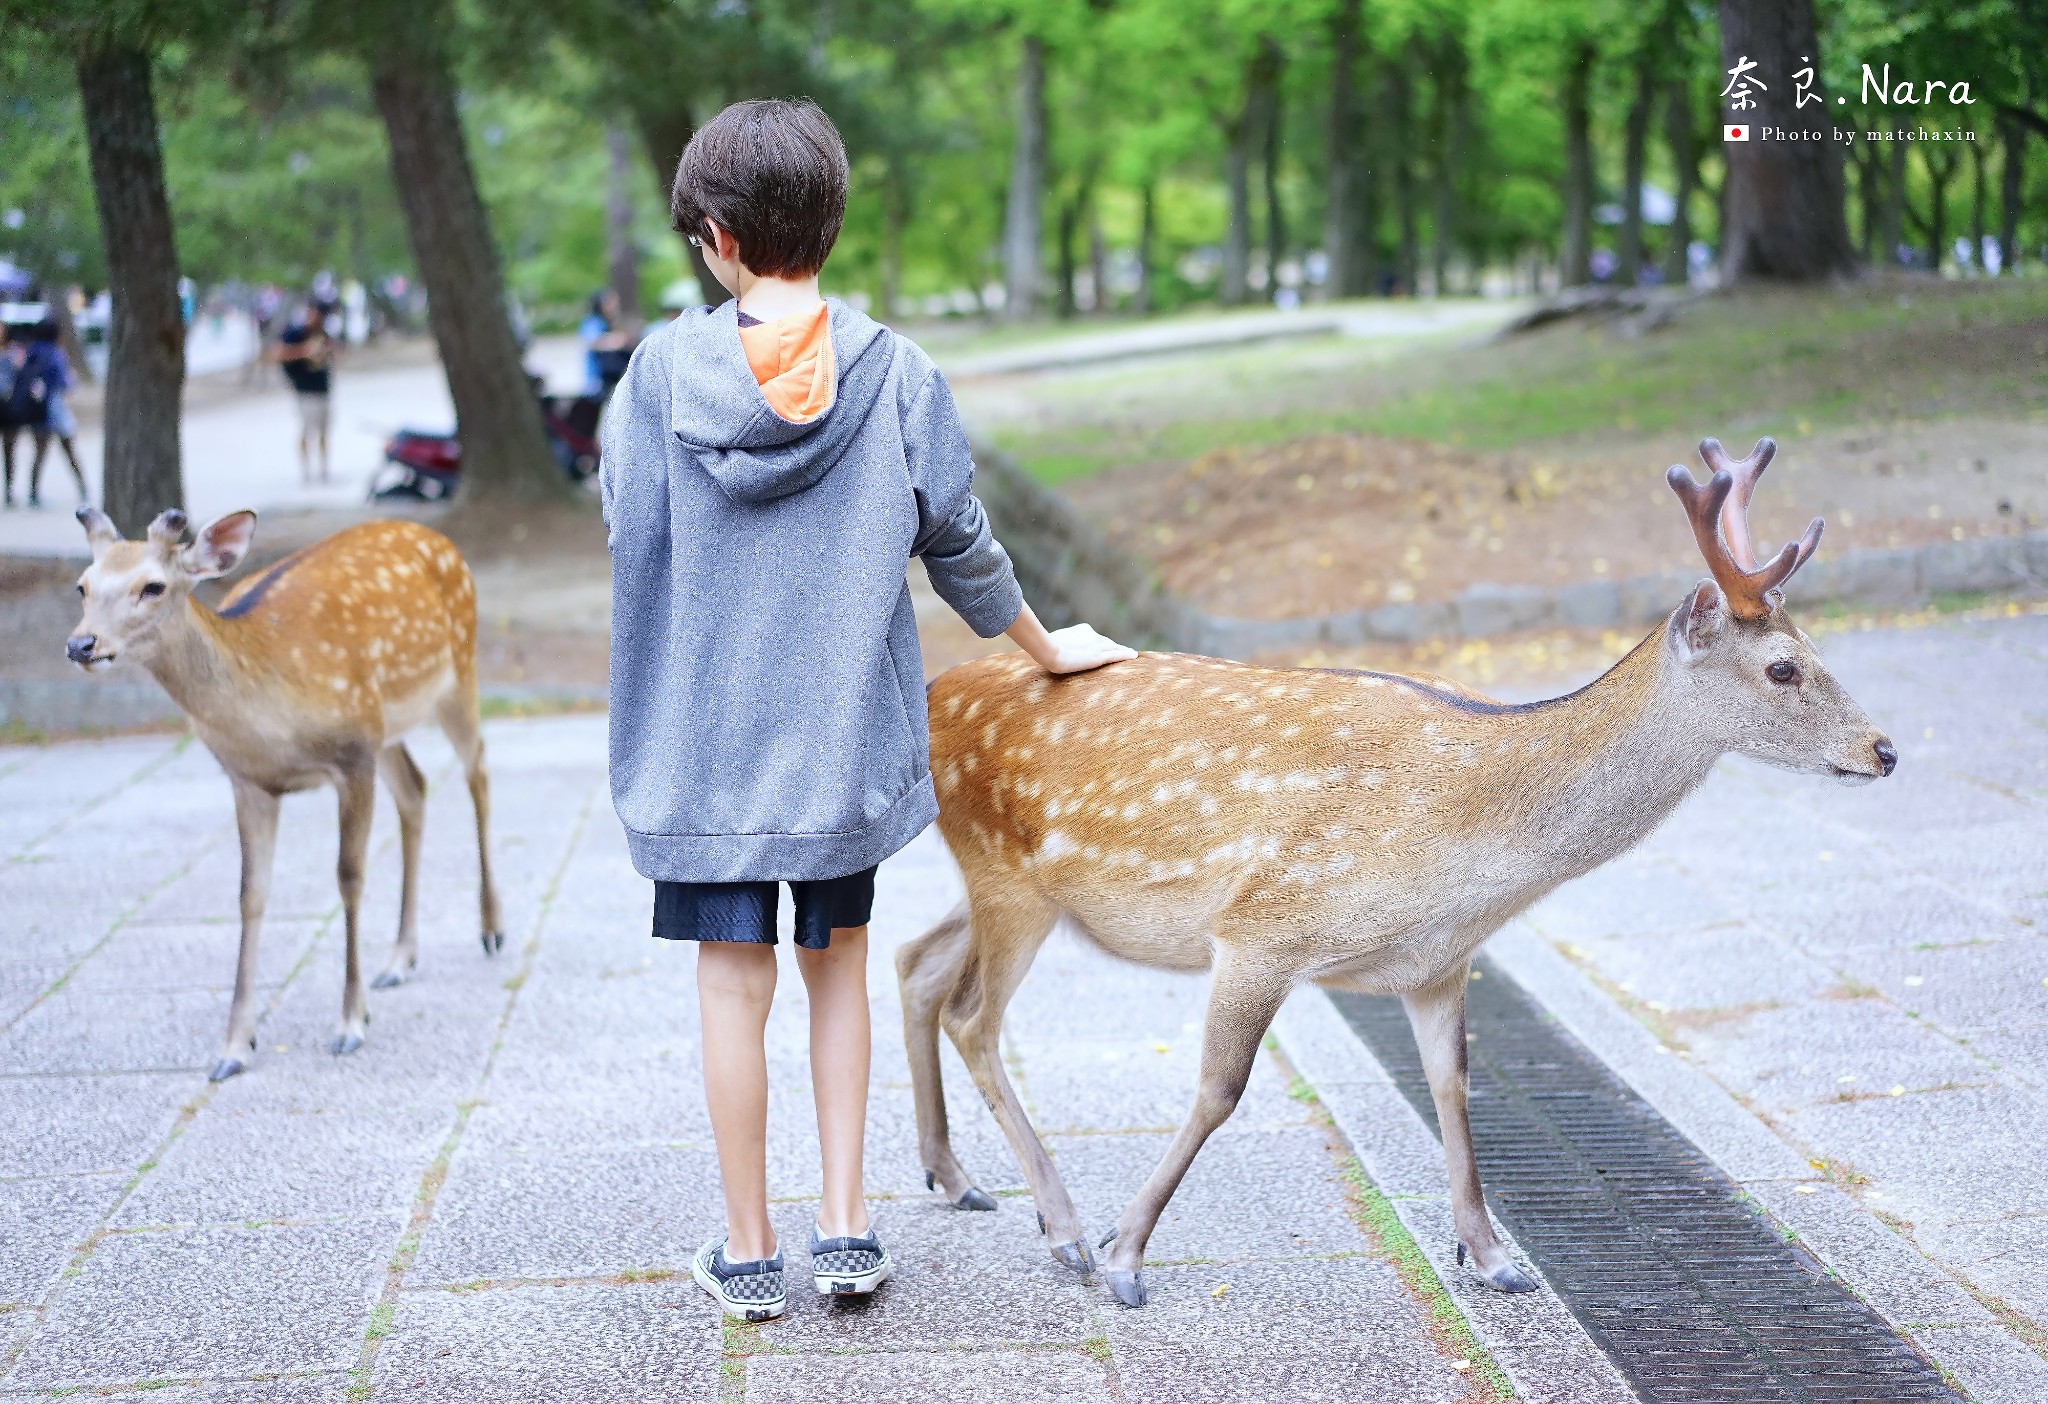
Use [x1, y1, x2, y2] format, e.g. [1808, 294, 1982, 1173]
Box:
[738, 303, 836, 424]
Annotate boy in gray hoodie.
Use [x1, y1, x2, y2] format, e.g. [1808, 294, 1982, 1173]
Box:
[600, 99, 1133, 1323]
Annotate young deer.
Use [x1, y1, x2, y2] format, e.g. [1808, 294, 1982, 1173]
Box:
[899, 438, 1896, 1308]
[66, 508, 504, 1080]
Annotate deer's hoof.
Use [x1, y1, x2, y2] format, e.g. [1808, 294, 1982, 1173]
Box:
[208, 1056, 246, 1083]
[1106, 1269, 1148, 1308]
[371, 969, 407, 990]
[1480, 1260, 1538, 1294]
[481, 929, 505, 956]
[1050, 1240, 1094, 1274]
[331, 1031, 364, 1056]
[954, 1186, 998, 1212]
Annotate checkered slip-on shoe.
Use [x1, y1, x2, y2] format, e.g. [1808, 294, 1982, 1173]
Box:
[693, 1238, 786, 1322]
[809, 1225, 892, 1296]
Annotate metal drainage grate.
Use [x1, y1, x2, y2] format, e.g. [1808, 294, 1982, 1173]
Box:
[1330, 956, 1959, 1404]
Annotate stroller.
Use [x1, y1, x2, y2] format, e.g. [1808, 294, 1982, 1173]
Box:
[371, 375, 603, 502]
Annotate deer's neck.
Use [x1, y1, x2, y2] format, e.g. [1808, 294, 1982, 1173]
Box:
[1485, 626, 1717, 878]
[144, 598, 255, 728]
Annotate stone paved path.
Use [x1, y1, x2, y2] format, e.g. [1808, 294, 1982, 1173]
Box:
[0, 716, 1483, 1401]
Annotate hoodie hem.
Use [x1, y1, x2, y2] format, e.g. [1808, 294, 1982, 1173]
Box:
[623, 775, 940, 884]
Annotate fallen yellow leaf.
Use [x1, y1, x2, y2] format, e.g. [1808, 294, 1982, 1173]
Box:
[1210, 1282, 1230, 1299]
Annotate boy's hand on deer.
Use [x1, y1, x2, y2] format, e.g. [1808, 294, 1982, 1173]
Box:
[1039, 624, 1137, 674]
[1004, 605, 1137, 675]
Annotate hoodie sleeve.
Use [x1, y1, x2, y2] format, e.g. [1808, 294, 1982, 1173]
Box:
[903, 363, 1024, 639]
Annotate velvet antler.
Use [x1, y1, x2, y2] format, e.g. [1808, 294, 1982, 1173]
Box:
[1665, 437, 1822, 619]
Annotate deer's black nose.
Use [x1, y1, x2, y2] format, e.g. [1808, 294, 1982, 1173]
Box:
[66, 634, 97, 665]
[1873, 738, 1897, 777]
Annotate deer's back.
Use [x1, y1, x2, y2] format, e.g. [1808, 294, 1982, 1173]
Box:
[929, 651, 1532, 968]
[205, 520, 476, 745]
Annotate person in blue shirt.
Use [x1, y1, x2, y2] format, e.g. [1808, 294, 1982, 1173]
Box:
[579, 289, 634, 396]
[24, 322, 86, 508]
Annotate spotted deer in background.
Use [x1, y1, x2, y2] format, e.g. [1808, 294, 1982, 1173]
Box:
[899, 438, 1897, 1308]
[67, 509, 504, 1080]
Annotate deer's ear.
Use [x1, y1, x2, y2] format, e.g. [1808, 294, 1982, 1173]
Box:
[75, 506, 120, 561]
[183, 511, 258, 580]
[1670, 580, 1724, 660]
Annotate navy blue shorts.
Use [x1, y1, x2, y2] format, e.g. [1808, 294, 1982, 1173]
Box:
[652, 867, 876, 951]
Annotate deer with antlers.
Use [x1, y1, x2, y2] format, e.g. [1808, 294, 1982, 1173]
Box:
[66, 508, 504, 1081]
[899, 438, 1896, 1307]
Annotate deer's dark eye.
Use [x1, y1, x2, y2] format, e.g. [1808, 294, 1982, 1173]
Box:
[140, 581, 167, 599]
[76, 583, 86, 596]
[1766, 660, 1797, 685]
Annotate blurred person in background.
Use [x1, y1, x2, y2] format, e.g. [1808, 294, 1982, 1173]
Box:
[274, 299, 334, 483]
[580, 288, 636, 397]
[23, 321, 87, 508]
[0, 326, 26, 508]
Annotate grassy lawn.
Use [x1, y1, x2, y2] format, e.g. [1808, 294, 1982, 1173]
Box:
[958, 278, 2048, 485]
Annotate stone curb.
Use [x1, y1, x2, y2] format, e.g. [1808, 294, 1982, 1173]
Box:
[973, 445, 2048, 657]
[0, 679, 606, 734]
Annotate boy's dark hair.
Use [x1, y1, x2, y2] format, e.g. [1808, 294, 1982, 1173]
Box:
[670, 99, 848, 280]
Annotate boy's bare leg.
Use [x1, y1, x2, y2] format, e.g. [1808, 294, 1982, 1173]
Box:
[796, 925, 872, 1238]
[698, 941, 779, 1261]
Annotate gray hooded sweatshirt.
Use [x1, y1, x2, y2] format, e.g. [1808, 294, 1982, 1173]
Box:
[599, 298, 1023, 883]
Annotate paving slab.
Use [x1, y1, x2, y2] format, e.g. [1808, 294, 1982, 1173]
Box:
[6, 1215, 398, 1388]
[744, 1347, 1116, 1404]
[0, 1171, 123, 1305]
[1100, 1256, 1471, 1404]
[372, 1282, 720, 1402]
[0, 1071, 193, 1178]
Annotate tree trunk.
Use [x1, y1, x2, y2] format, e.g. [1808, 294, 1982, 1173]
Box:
[1426, 34, 1468, 296]
[1850, 136, 1878, 263]
[1881, 117, 1905, 264]
[1560, 38, 1595, 286]
[1003, 35, 1047, 320]
[1384, 51, 1418, 294]
[1618, 41, 1656, 285]
[631, 102, 720, 304]
[1999, 113, 2025, 273]
[1087, 203, 1109, 314]
[1055, 184, 1080, 320]
[1716, 0, 1855, 280]
[1261, 37, 1286, 301]
[1222, 46, 1275, 306]
[878, 160, 905, 319]
[76, 45, 185, 535]
[1916, 147, 1959, 272]
[1662, 75, 1698, 285]
[605, 122, 642, 320]
[1136, 181, 1156, 313]
[1323, 0, 1375, 299]
[370, 19, 564, 503]
[1968, 135, 1986, 274]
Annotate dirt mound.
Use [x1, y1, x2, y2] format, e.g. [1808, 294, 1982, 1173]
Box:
[1065, 424, 2048, 621]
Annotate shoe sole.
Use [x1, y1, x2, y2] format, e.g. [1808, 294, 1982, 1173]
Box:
[814, 1251, 892, 1296]
[693, 1256, 786, 1323]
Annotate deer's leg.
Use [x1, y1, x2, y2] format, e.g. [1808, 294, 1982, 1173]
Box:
[213, 780, 280, 1082]
[896, 899, 997, 1211]
[332, 763, 377, 1056]
[943, 895, 1089, 1268]
[1403, 963, 1534, 1293]
[436, 690, 503, 954]
[371, 743, 426, 989]
[1100, 948, 1295, 1308]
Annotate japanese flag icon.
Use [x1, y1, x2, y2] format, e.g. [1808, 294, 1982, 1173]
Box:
[1724, 124, 1750, 141]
